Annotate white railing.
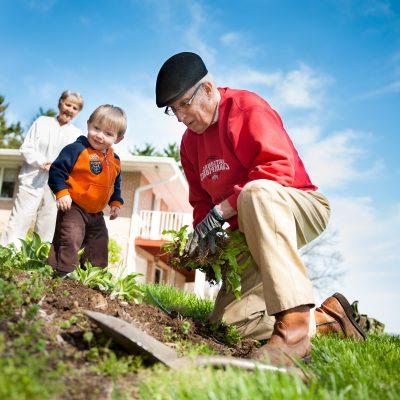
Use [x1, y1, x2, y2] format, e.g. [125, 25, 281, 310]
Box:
[137, 210, 192, 240]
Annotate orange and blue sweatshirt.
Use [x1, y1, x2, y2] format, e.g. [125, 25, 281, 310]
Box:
[49, 136, 124, 213]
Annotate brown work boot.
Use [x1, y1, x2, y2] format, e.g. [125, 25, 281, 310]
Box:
[251, 306, 311, 366]
[315, 293, 366, 340]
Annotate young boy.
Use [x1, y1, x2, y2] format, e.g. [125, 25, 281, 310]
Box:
[48, 104, 127, 277]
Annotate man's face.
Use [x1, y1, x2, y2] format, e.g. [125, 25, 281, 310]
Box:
[87, 121, 122, 151]
[58, 97, 81, 125]
[168, 83, 216, 134]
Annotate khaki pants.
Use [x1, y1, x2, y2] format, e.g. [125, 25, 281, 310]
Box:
[209, 180, 330, 340]
[1, 184, 57, 247]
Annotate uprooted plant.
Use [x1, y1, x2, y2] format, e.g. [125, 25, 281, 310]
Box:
[162, 225, 253, 299]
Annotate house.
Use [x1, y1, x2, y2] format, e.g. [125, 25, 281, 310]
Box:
[0, 149, 207, 294]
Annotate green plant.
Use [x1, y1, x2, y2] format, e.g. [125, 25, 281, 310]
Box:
[92, 351, 143, 378]
[108, 238, 122, 266]
[60, 315, 78, 329]
[69, 261, 113, 291]
[110, 273, 144, 303]
[175, 340, 215, 357]
[18, 232, 51, 269]
[163, 326, 178, 342]
[163, 227, 252, 299]
[181, 321, 191, 335]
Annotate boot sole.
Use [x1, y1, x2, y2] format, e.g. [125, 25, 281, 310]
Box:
[332, 292, 367, 340]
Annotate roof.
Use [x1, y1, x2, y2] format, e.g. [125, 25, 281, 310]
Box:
[0, 149, 192, 213]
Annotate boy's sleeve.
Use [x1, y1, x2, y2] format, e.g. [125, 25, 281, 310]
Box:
[109, 155, 124, 207]
[48, 142, 82, 198]
[20, 117, 47, 167]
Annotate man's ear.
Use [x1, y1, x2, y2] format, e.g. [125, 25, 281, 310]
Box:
[203, 81, 213, 97]
[115, 135, 124, 144]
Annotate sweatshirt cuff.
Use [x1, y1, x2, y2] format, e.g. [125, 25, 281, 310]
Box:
[55, 189, 70, 199]
[226, 192, 239, 211]
[109, 200, 122, 208]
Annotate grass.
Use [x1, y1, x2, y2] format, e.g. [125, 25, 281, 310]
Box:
[143, 283, 214, 321]
[0, 245, 399, 400]
[137, 334, 400, 400]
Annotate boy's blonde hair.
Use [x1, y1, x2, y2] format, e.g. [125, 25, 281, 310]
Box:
[58, 90, 84, 111]
[88, 105, 127, 137]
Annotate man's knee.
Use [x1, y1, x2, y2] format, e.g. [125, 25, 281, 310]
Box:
[238, 180, 282, 208]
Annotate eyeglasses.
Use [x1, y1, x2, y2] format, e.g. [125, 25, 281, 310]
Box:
[164, 84, 203, 116]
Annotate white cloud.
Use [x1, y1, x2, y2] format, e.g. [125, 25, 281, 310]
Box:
[328, 196, 400, 333]
[25, 80, 57, 102]
[220, 67, 282, 88]
[355, 80, 400, 99]
[275, 64, 332, 109]
[184, 1, 217, 65]
[218, 63, 332, 111]
[220, 32, 240, 45]
[300, 129, 383, 189]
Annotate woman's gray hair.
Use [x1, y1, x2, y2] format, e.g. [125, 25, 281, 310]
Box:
[58, 90, 84, 110]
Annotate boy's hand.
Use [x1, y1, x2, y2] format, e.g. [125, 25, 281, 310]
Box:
[110, 205, 120, 220]
[57, 194, 72, 212]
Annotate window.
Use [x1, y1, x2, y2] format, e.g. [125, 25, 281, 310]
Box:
[154, 266, 163, 284]
[0, 168, 17, 198]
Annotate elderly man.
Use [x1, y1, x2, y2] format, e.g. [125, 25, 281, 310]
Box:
[156, 52, 365, 366]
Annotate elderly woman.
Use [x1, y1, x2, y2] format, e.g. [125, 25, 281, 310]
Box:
[1, 90, 83, 246]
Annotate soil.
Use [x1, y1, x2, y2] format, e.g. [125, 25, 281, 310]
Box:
[26, 277, 258, 399]
[41, 279, 257, 358]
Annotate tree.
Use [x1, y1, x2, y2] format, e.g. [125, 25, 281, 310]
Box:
[300, 229, 344, 297]
[130, 142, 182, 171]
[0, 95, 24, 149]
[161, 142, 180, 164]
[130, 142, 158, 156]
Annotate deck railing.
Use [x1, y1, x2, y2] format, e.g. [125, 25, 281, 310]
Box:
[137, 210, 192, 240]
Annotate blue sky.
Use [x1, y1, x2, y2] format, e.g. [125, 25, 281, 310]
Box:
[1, 0, 399, 332]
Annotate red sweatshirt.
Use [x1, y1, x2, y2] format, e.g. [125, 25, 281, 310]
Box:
[180, 87, 317, 229]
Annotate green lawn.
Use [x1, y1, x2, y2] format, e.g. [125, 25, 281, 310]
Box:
[137, 333, 400, 400]
[0, 242, 399, 400]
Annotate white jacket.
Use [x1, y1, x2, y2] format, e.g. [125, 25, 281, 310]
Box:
[19, 116, 82, 193]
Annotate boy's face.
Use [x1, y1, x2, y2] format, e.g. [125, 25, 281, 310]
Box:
[87, 121, 123, 151]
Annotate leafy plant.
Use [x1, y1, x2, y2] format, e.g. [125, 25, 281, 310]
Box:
[60, 315, 78, 329]
[18, 232, 51, 269]
[0, 233, 51, 273]
[108, 238, 122, 267]
[69, 261, 113, 291]
[110, 273, 144, 303]
[180, 321, 191, 336]
[163, 227, 252, 299]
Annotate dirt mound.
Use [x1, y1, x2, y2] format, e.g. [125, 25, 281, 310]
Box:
[40, 278, 257, 359]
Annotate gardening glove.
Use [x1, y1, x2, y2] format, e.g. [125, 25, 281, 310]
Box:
[186, 206, 225, 257]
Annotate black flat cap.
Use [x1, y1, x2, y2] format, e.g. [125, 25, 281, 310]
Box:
[156, 52, 208, 108]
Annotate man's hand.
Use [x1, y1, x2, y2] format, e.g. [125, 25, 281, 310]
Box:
[40, 162, 52, 171]
[185, 206, 225, 257]
[109, 205, 120, 220]
[57, 194, 72, 212]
